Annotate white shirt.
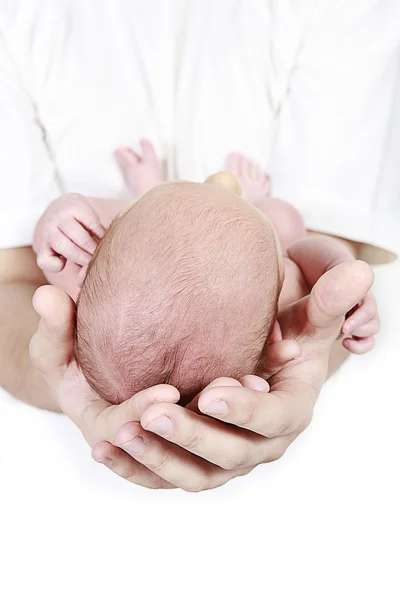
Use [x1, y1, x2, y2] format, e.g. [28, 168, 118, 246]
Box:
[0, 0, 399, 258]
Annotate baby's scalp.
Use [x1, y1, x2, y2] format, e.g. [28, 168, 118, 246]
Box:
[75, 179, 280, 404]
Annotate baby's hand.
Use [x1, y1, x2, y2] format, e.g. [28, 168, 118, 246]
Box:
[341, 291, 380, 354]
[35, 193, 106, 273]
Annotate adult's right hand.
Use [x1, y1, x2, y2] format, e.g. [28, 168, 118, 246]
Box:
[29, 285, 181, 489]
[90, 259, 374, 492]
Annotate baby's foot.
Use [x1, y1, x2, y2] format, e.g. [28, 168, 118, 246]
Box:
[226, 153, 271, 202]
[114, 139, 165, 197]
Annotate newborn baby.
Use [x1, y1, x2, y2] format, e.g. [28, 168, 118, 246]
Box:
[34, 141, 378, 404]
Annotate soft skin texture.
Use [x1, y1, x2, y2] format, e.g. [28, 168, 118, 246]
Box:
[29, 259, 374, 491]
[34, 147, 379, 412]
[27, 149, 379, 490]
[0, 222, 374, 491]
[75, 181, 280, 404]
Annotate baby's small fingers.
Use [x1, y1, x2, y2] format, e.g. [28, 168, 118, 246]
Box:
[76, 204, 107, 240]
[351, 316, 380, 339]
[342, 294, 377, 334]
[342, 336, 375, 355]
[36, 249, 66, 272]
[49, 230, 92, 267]
[59, 217, 98, 254]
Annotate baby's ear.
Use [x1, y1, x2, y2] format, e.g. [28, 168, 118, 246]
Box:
[205, 171, 242, 196]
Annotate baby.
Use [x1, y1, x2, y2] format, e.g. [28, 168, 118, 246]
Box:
[34, 141, 377, 404]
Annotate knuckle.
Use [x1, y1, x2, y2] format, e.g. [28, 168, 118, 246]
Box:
[298, 408, 314, 433]
[264, 411, 288, 437]
[182, 474, 208, 493]
[222, 445, 252, 470]
[264, 440, 288, 463]
[268, 446, 286, 463]
[253, 445, 268, 466]
[146, 452, 170, 474]
[181, 430, 202, 451]
[117, 464, 139, 481]
[236, 403, 256, 428]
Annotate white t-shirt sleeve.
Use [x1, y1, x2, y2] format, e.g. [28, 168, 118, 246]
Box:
[0, 34, 61, 249]
[269, 0, 400, 260]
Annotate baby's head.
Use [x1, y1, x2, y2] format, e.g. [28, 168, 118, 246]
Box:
[75, 175, 281, 404]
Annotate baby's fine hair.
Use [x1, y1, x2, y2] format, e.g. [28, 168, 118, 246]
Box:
[75, 181, 279, 404]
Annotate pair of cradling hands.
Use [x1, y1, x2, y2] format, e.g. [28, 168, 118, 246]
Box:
[29, 253, 375, 491]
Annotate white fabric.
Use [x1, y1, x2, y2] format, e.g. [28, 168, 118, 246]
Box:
[0, 0, 399, 255]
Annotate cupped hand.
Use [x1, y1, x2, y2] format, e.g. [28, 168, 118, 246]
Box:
[29, 285, 181, 489]
[92, 260, 374, 492]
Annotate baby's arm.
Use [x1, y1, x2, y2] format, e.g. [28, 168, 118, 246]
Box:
[287, 235, 379, 354]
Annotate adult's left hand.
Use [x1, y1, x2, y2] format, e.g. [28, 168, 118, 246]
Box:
[92, 260, 374, 491]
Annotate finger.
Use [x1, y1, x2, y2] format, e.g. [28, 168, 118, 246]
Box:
[140, 138, 157, 162]
[86, 384, 180, 445]
[238, 375, 270, 392]
[138, 402, 292, 472]
[29, 285, 75, 376]
[308, 260, 374, 334]
[91, 441, 175, 489]
[350, 317, 380, 338]
[75, 204, 107, 239]
[114, 419, 251, 492]
[260, 339, 302, 378]
[49, 229, 92, 266]
[342, 336, 375, 354]
[184, 377, 242, 414]
[342, 294, 377, 334]
[36, 248, 66, 272]
[77, 264, 89, 286]
[198, 383, 314, 438]
[59, 217, 99, 254]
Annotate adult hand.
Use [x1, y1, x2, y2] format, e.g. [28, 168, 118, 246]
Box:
[29, 285, 182, 489]
[92, 260, 373, 492]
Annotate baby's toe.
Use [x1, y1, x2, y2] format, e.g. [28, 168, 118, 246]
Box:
[226, 152, 241, 176]
[140, 138, 157, 163]
[114, 147, 139, 168]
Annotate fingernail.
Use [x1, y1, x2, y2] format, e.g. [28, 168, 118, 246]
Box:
[144, 415, 173, 436]
[202, 399, 229, 416]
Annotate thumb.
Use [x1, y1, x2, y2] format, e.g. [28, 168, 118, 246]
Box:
[307, 260, 374, 333]
[29, 285, 76, 379]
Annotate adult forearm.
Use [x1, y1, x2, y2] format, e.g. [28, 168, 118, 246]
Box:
[0, 281, 59, 411]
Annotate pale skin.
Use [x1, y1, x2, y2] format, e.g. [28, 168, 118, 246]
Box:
[0, 143, 378, 491]
[34, 140, 379, 351]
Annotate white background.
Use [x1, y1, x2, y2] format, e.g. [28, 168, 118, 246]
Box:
[1, 259, 399, 600]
